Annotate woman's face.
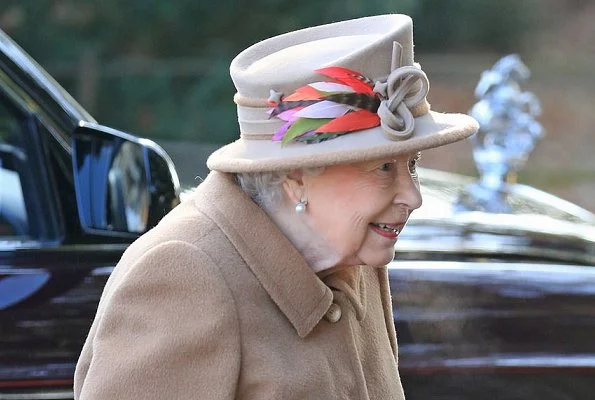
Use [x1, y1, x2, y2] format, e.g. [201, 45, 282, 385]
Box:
[299, 152, 422, 269]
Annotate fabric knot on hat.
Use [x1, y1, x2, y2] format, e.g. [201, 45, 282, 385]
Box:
[374, 65, 429, 140]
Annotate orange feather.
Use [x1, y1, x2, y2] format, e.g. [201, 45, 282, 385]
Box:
[315, 67, 375, 95]
[283, 85, 323, 101]
[315, 109, 380, 133]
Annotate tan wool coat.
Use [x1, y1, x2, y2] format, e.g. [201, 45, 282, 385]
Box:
[74, 171, 406, 400]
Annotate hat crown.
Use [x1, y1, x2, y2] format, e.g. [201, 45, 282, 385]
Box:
[231, 14, 415, 101]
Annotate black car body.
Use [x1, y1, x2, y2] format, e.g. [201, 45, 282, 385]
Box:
[1, 29, 594, 400]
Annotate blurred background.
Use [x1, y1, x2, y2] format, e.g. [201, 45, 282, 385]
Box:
[1, 0, 593, 210]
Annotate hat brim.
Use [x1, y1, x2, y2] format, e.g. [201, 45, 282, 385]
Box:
[207, 111, 478, 173]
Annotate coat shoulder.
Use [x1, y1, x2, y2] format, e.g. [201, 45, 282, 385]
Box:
[75, 237, 242, 399]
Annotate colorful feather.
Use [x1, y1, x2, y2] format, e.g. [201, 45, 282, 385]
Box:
[323, 92, 380, 112]
[275, 107, 304, 122]
[315, 67, 375, 94]
[283, 85, 323, 101]
[316, 109, 380, 133]
[272, 120, 293, 141]
[281, 118, 332, 145]
[270, 100, 319, 117]
[268, 66, 380, 144]
[294, 100, 351, 119]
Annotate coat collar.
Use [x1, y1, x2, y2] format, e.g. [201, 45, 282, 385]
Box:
[191, 172, 333, 338]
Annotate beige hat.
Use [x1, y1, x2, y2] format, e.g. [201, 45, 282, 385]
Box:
[207, 14, 478, 173]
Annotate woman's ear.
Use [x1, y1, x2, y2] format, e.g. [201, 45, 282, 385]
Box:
[282, 169, 305, 204]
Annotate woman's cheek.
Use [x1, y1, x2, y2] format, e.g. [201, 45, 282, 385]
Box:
[347, 218, 370, 247]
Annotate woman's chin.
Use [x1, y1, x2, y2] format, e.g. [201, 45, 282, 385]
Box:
[360, 250, 395, 268]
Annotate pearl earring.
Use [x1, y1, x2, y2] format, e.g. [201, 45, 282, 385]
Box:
[295, 200, 307, 214]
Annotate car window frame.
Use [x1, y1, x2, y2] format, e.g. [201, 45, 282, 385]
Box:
[0, 70, 64, 249]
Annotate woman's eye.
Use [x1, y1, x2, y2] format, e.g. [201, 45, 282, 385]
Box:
[379, 162, 395, 172]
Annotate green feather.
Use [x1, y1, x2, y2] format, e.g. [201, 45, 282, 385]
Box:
[281, 118, 332, 145]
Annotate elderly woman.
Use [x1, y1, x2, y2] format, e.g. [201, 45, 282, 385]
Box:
[74, 14, 477, 400]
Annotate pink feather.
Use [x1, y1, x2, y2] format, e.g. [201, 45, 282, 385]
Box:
[272, 120, 293, 141]
[276, 107, 304, 122]
[293, 100, 351, 119]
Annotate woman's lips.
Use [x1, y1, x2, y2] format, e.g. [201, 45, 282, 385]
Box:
[369, 223, 401, 239]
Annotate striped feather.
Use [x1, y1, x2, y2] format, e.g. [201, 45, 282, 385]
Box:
[324, 93, 380, 112]
[296, 133, 339, 144]
[270, 100, 319, 117]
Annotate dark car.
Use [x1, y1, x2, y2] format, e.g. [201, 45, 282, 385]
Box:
[393, 168, 595, 399]
[1, 29, 595, 400]
[0, 29, 180, 399]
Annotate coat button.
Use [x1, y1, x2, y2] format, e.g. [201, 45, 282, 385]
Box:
[324, 303, 342, 323]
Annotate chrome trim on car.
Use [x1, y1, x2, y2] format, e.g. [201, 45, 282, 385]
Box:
[0, 391, 73, 400]
[399, 353, 595, 371]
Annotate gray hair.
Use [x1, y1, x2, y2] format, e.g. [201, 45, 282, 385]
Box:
[236, 167, 324, 212]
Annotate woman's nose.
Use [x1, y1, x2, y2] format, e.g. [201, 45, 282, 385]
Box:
[393, 173, 423, 211]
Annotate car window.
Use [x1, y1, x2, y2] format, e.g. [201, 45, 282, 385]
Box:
[0, 100, 30, 239]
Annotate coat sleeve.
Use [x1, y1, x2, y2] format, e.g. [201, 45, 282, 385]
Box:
[74, 240, 241, 400]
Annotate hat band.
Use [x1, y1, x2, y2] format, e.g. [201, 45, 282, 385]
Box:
[234, 95, 286, 139]
[234, 93, 430, 141]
